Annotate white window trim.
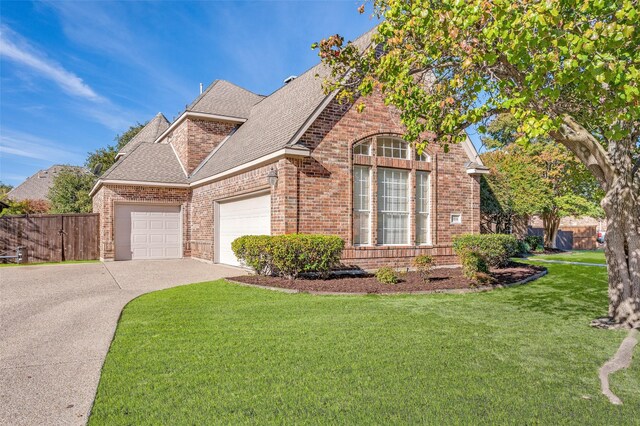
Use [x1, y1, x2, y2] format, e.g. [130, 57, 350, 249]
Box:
[450, 213, 463, 225]
[376, 137, 410, 160]
[416, 171, 431, 246]
[376, 167, 411, 246]
[353, 165, 372, 246]
[353, 140, 372, 156]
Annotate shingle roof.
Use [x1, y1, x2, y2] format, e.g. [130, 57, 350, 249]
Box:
[96, 26, 377, 186]
[187, 80, 265, 119]
[190, 27, 377, 182]
[8, 165, 88, 201]
[118, 113, 170, 154]
[101, 143, 187, 184]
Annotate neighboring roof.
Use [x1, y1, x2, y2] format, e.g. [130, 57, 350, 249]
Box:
[101, 143, 188, 184]
[187, 80, 265, 119]
[190, 27, 378, 182]
[7, 165, 88, 201]
[118, 113, 170, 154]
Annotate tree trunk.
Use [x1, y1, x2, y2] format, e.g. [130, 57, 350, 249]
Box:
[601, 178, 640, 328]
[542, 212, 560, 249]
[551, 119, 639, 328]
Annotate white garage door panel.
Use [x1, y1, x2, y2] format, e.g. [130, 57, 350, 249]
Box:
[217, 193, 271, 266]
[115, 205, 182, 260]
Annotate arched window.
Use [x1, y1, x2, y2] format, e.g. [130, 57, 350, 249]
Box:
[353, 139, 372, 156]
[351, 135, 431, 246]
[376, 136, 409, 159]
[416, 150, 431, 162]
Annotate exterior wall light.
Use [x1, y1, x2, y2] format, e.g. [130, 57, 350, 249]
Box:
[267, 168, 278, 187]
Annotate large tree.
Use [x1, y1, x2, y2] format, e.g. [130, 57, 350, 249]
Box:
[86, 122, 145, 175]
[315, 1, 639, 327]
[48, 168, 95, 213]
[480, 145, 550, 236]
[482, 114, 604, 247]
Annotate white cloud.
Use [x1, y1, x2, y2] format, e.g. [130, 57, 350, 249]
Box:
[0, 25, 103, 102]
[0, 129, 85, 164]
[43, 1, 193, 101]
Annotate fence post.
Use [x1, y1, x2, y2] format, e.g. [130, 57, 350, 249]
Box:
[17, 246, 28, 264]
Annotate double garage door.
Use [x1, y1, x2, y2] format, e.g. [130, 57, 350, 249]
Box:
[114, 193, 270, 265]
[115, 204, 182, 260]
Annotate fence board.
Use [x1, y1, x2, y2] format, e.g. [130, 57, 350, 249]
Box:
[528, 225, 597, 250]
[0, 214, 99, 263]
[63, 215, 99, 261]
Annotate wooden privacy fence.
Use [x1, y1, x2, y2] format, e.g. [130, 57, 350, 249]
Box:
[528, 225, 597, 250]
[0, 213, 99, 263]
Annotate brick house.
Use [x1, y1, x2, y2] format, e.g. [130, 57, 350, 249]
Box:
[91, 29, 488, 268]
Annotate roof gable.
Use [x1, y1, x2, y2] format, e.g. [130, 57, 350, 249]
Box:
[187, 80, 264, 119]
[190, 27, 378, 182]
[118, 113, 170, 154]
[94, 26, 378, 187]
[102, 143, 187, 184]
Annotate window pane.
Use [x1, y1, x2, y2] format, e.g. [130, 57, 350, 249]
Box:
[416, 171, 430, 244]
[353, 140, 372, 156]
[376, 137, 409, 159]
[353, 166, 371, 245]
[377, 168, 409, 245]
[416, 149, 430, 162]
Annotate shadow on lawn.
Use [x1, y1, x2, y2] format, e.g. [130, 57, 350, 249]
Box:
[505, 263, 608, 321]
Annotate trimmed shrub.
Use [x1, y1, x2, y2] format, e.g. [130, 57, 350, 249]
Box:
[270, 234, 345, 279]
[375, 267, 398, 284]
[524, 235, 544, 252]
[460, 251, 489, 281]
[231, 235, 273, 275]
[233, 234, 345, 279]
[452, 234, 519, 268]
[516, 240, 530, 255]
[413, 255, 435, 283]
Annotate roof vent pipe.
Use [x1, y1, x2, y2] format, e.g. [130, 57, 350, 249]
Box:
[283, 75, 297, 85]
[199, 83, 203, 94]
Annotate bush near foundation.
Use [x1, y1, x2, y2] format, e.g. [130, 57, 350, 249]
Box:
[375, 267, 399, 284]
[413, 255, 435, 283]
[453, 234, 519, 267]
[231, 235, 273, 275]
[232, 234, 344, 279]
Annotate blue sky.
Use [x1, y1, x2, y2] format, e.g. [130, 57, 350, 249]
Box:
[1, 1, 482, 187]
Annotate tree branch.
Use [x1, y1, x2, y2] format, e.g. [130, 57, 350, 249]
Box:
[550, 115, 614, 190]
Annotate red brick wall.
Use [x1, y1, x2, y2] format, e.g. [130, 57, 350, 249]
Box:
[285, 92, 480, 268]
[93, 185, 190, 260]
[189, 161, 287, 261]
[167, 118, 236, 175]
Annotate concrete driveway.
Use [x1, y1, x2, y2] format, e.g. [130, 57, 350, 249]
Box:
[0, 259, 245, 425]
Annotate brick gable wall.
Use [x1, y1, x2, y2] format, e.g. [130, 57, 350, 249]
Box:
[284, 92, 480, 268]
[167, 118, 236, 176]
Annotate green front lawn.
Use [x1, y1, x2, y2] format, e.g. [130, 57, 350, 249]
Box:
[529, 250, 606, 264]
[90, 263, 638, 424]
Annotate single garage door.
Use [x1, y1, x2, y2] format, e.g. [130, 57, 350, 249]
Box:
[115, 204, 182, 260]
[217, 192, 271, 266]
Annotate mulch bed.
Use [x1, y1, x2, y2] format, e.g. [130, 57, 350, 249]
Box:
[229, 262, 546, 294]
